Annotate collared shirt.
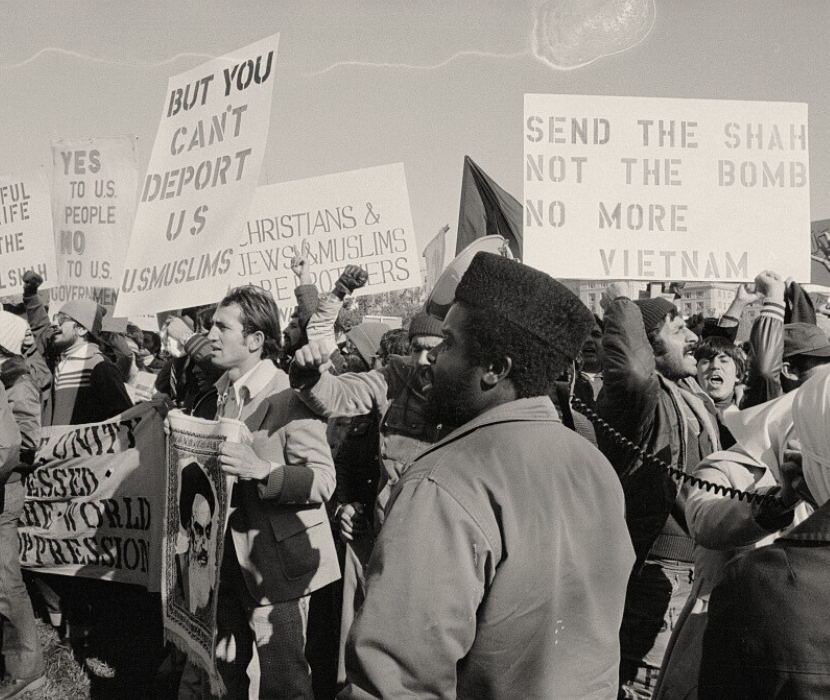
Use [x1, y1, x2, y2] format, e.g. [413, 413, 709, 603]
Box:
[215, 359, 278, 420]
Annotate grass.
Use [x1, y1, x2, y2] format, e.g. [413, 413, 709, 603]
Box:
[10, 619, 180, 700]
[17, 619, 90, 700]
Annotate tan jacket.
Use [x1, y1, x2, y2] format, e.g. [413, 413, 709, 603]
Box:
[220, 361, 339, 604]
[341, 397, 634, 700]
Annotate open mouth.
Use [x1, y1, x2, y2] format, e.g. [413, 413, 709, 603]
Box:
[707, 373, 724, 386]
[419, 366, 433, 394]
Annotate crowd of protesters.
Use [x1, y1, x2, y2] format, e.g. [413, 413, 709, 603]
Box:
[0, 252, 827, 700]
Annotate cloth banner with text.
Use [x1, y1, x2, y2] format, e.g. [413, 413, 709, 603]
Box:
[163, 410, 250, 697]
[524, 94, 810, 283]
[19, 401, 166, 590]
[49, 136, 139, 318]
[235, 163, 422, 326]
[115, 33, 280, 317]
[0, 171, 58, 295]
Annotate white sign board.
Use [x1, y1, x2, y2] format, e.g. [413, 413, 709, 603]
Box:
[115, 33, 280, 317]
[0, 171, 58, 293]
[51, 136, 139, 289]
[524, 94, 810, 282]
[236, 163, 422, 325]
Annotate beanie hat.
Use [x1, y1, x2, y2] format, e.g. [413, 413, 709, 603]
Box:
[0, 310, 29, 355]
[454, 252, 594, 362]
[408, 312, 444, 340]
[59, 299, 105, 339]
[632, 298, 677, 335]
[347, 322, 390, 367]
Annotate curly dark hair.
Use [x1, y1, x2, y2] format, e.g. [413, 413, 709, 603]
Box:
[377, 328, 410, 365]
[219, 285, 281, 362]
[456, 302, 568, 399]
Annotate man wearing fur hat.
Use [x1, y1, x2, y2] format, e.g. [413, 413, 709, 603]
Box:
[337, 253, 634, 699]
[597, 283, 720, 699]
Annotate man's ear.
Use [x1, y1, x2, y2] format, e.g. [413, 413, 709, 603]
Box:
[482, 356, 512, 388]
[781, 361, 799, 382]
[246, 329, 265, 355]
[77, 326, 89, 340]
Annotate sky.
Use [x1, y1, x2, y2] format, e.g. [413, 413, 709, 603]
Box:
[3, 0, 830, 268]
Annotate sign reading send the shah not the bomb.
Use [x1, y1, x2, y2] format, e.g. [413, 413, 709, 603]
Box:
[523, 94, 810, 283]
[115, 33, 280, 317]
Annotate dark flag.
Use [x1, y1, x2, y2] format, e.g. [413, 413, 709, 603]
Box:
[455, 156, 523, 258]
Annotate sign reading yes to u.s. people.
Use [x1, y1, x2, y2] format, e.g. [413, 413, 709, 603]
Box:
[236, 163, 422, 325]
[51, 136, 139, 290]
[0, 171, 58, 292]
[523, 95, 810, 282]
[115, 33, 280, 317]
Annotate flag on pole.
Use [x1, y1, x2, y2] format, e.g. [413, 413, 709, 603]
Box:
[455, 156, 522, 258]
[423, 224, 449, 294]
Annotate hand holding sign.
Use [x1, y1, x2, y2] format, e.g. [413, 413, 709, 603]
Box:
[218, 441, 270, 482]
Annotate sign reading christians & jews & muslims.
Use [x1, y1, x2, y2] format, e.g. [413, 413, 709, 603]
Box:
[115, 34, 279, 316]
[523, 95, 810, 282]
[236, 163, 422, 325]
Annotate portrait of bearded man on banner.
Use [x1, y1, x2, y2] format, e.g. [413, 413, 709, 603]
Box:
[175, 461, 219, 618]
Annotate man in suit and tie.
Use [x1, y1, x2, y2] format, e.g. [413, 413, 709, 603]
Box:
[178, 285, 339, 700]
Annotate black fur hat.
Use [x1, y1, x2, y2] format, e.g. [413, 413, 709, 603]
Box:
[454, 252, 594, 362]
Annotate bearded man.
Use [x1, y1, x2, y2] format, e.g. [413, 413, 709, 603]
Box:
[338, 253, 634, 700]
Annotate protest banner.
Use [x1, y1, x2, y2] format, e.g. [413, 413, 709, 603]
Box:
[0, 171, 58, 293]
[237, 163, 422, 325]
[115, 33, 280, 317]
[524, 94, 810, 282]
[163, 411, 250, 696]
[19, 401, 166, 590]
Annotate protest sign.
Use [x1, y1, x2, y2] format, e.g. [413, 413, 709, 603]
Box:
[115, 33, 280, 317]
[236, 163, 422, 325]
[51, 137, 139, 292]
[524, 94, 810, 282]
[0, 171, 57, 293]
[163, 411, 250, 696]
[19, 401, 166, 590]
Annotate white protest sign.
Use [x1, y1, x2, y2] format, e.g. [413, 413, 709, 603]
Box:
[524, 95, 810, 282]
[115, 33, 280, 317]
[236, 163, 422, 325]
[0, 171, 57, 293]
[51, 136, 139, 288]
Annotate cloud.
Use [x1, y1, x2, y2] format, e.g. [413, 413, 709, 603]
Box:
[531, 0, 656, 70]
[0, 47, 223, 71]
[306, 49, 529, 77]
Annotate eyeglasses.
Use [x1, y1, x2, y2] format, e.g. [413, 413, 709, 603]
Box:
[52, 313, 75, 326]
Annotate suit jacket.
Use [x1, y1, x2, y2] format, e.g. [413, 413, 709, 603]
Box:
[220, 361, 339, 605]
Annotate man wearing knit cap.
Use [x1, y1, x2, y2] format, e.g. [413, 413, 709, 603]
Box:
[597, 283, 720, 698]
[338, 253, 634, 700]
[48, 299, 132, 426]
[29, 298, 132, 646]
[291, 310, 450, 532]
[0, 311, 45, 698]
